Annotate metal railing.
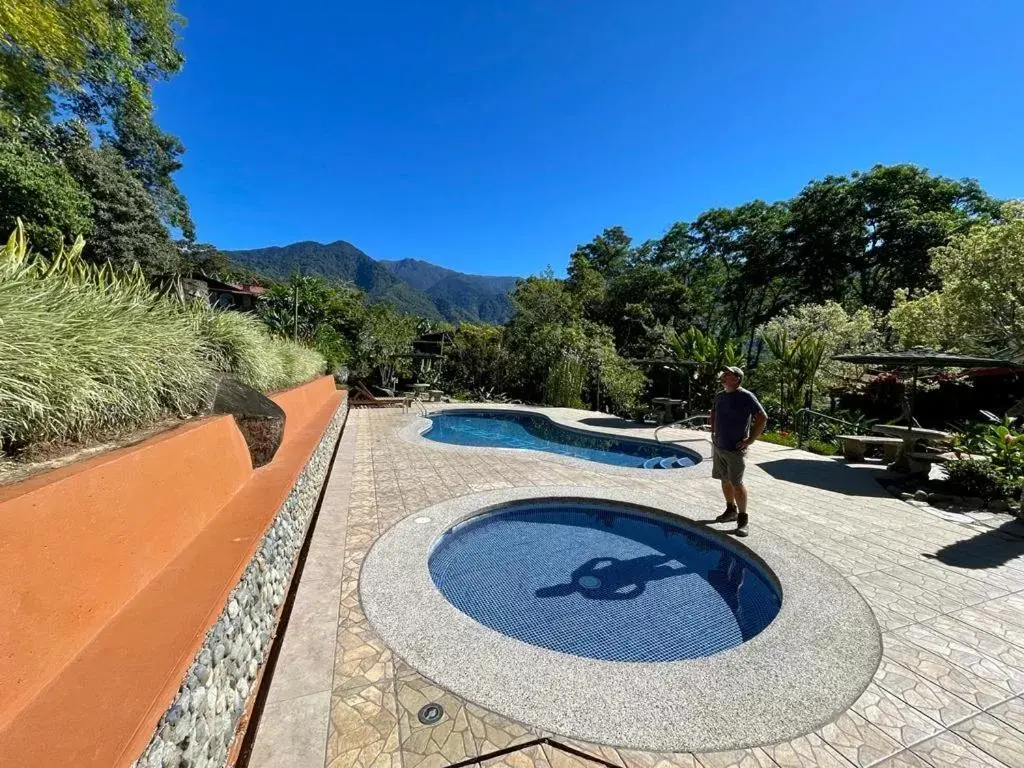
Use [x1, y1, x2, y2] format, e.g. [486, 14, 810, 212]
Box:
[794, 408, 862, 448]
[654, 413, 712, 442]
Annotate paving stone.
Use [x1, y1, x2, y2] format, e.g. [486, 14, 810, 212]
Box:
[693, 747, 779, 767]
[325, 681, 402, 768]
[952, 712, 1024, 767]
[816, 710, 903, 766]
[910, 731, 1012, 767]
[850, 682, 944, 746]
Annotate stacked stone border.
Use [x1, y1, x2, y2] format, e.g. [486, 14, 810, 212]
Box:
[133, 403, 348, 768]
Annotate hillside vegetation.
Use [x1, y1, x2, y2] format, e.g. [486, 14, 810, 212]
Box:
[227, 241, 516, 323]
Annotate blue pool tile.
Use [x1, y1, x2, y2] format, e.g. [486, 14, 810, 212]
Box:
[428, 503, 781, 662]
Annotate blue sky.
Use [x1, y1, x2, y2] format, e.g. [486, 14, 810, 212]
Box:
[156, 0, 1024, 276]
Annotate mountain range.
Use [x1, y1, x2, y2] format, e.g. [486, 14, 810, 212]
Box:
[225, 241, 518, 323]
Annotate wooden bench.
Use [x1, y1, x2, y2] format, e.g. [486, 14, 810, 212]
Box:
[837, 435, 903, 462]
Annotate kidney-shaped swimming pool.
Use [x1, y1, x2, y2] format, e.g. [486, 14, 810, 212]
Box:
[423, 410, 700, 469]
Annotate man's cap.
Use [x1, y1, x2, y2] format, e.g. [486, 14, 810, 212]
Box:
[722, 366, 744, 380]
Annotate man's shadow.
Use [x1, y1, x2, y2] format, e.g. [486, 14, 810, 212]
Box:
[535, 554, 688, 600]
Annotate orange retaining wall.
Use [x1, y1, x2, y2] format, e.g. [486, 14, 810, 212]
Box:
[0, 376, 344, 766]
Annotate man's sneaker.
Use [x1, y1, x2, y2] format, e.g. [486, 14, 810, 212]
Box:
[715, 505, 739, 523]
[735, 512, 749, 537]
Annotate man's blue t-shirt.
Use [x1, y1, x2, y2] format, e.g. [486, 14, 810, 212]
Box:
[713, 388, 766, 450]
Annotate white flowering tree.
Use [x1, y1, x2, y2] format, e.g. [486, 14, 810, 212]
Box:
[754, 301, 883, 410]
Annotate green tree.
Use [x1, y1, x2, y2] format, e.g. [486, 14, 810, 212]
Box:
[0, 129, 92, 254]
[62, 138, 180, 275]
[503, 274, 578, 401]
[887, 202, 1024, 354]
[686, 201, 795, 344]
[258, 274, 366, 369]
[788, 164, 1000, 310]
[442, 324, 508, 397]
[354, 304, 417, 391]
[177, 241, 231, 277]
[0, 0, 193, 235]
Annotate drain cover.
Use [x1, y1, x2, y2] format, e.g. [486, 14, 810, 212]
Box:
[418, 703, 444, 725]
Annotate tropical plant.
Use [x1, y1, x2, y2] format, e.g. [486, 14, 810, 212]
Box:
[758, 328, 827, 415]
[667, 327, 742, 411]
[0, 220, 211, 451]
[545, 357, 587, 408]
[953, 417, 1024, 479]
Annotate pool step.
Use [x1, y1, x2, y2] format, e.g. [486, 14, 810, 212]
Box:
[642, 456, 691, 470]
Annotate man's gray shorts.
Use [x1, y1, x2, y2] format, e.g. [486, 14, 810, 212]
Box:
[712, 445, 747, 485]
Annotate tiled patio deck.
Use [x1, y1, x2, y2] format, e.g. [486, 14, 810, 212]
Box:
[250, 406, 1024, 768]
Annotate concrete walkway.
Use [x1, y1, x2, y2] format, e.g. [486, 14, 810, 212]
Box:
[250, 406, 1024, 768]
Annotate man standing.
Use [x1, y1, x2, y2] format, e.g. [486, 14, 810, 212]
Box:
[709, 366, 767, 537]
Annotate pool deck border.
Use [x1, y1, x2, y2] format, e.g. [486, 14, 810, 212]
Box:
[359, 485, 882, 754]
[397, 404, 714, 479]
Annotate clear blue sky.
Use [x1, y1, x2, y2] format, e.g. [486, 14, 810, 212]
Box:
[156, 0, 1024, 276]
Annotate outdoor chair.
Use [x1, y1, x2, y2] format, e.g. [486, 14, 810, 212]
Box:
[350, 381, 412, 410]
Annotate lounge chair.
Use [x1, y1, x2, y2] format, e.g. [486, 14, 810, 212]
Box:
[350, 381, 412, 410]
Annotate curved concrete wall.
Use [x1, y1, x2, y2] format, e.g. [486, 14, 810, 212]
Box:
[0, 376, 345, 767]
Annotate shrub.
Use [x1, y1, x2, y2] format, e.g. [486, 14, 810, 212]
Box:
[0, 221, 326, 455]
[806, 439, 839, 456]
[758, 430, 838, 456]
[267, 336, 326, 392]
[759, 431, 797, 448]
[0, 226, 213, 451]
[944, 459, 1014, 500]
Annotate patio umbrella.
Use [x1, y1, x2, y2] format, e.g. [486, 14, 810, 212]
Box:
[832, 348, 1016, 432]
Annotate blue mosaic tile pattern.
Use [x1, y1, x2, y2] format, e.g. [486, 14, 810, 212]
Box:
[428, 503, 781, 661]
[424, 411, 699, 469]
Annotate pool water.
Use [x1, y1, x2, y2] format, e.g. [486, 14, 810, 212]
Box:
[428, 502, 781, 661]
[424, 411, 698, 469]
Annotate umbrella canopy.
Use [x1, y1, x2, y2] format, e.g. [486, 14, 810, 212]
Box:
[627, 358, 699, 367]
[832, 348, 1018, 429]
[833, 348, 1015, 368]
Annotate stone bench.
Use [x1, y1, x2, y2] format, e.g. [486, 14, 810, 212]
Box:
[427, 389, 444, 402]
[837, 435, 903, 462]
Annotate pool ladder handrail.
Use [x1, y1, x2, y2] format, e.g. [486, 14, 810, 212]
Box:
[654, 413, 712, 442]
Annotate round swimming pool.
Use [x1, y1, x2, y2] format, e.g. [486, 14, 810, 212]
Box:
[428, 502, 781, 661]
[423, 410, 700, 469]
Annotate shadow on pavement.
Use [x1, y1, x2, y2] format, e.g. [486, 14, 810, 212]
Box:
[928, 520, 1024, 569]
[756, 457, 895, 499]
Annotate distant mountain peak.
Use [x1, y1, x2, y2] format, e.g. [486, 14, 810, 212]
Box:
[225, 240, 519, 324]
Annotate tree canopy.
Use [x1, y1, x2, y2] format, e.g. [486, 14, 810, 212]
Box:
[0, 0, 193, 237]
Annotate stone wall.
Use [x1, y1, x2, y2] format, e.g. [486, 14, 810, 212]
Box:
[133, 403, 348, 768]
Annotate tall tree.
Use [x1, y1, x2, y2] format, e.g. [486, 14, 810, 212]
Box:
[687, 200, 795, 346]
[61, 126, 180, 275]
[0, 126, 92, 254]
[0, 0, 193, 235]
[787, 164, 1000, 310]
